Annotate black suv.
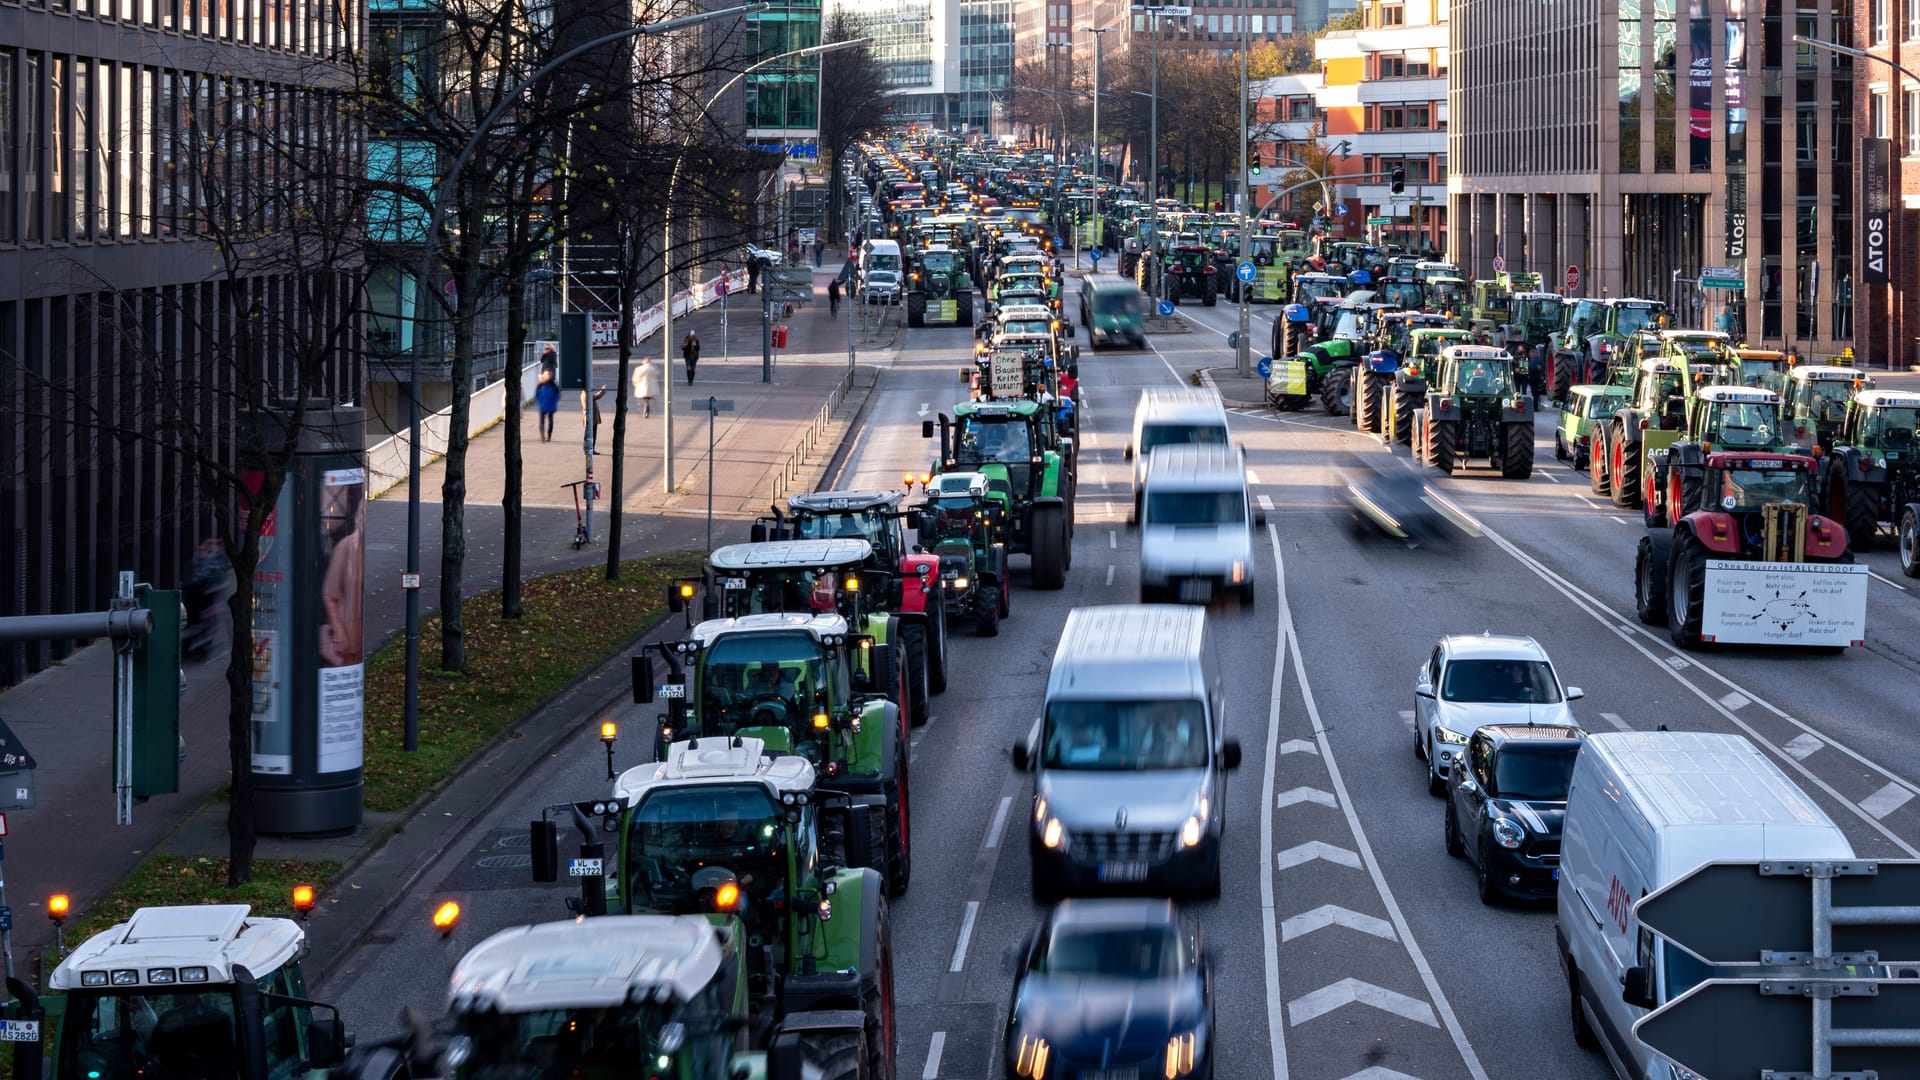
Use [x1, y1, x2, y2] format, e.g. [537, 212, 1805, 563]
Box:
[1443, 724, 1588, 904]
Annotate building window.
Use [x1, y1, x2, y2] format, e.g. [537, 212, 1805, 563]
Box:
[1407, 53, 1430, 77]
[1908, 89, 1920, 154]
[1280, 13, 1292, 32]
[1379, 4, 1404, 26]
[1796, 106, 1817, 161]
[1379, 55, 1404, 78]
[1908, 0, 1920, 39]
[1874, 0, 1889, 44]
[1873, 91, 1889, 139]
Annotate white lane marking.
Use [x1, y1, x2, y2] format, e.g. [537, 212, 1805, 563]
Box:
[948, 901, 979, 973]
[1288, 978, 1439, 1028]
[1478, 526, 1920, 859]
[1276, 786, 1338, 810]
[1580, 496, 1604, 510]
[1247, 468, 1263, 484]
[1281, 904, 1397, 943]
[1718, 691, 1751, 710]
[1861, 782, 1917, 820]
[1610, 516, 1633, 526]
[1177, 310, 1233, 338]
[1105, 564, 1116, 586]
[1108, 530, 1117, 549]
[1785, 733, 1825, 760]
[1257, 526, 1294, 1080]
[1270, 525, 1491, 1078]
[1870, 570, 1910, 591]
[1275, 839, 1362, 871]
[1597, 712, 1633, 732]
[1259, 494, 1275, 511]
[1664, 655, 1691, 670]
[983, 795, 1013, 850]
[1145, 338, 1190, 385]
[1335, 1069, 1426, 1080]
[1399, 709, 1416, 730]
[1539, 469, 1561, 483]
[922, 1032, 945, 1079]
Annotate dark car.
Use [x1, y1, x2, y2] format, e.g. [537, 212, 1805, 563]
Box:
[1003, 899, 1213, 1079]
[1443, 724, 1588, 904]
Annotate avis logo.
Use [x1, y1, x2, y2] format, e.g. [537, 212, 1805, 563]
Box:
[1607, 876, 1632, 933]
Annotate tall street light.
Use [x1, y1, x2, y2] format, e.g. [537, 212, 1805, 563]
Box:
[1134, 5, 1186, 307]
[1079, 27, 1113, 258]
[400, 1, 768, 752]
[660, 37, 872, 493]
[1235, 0, 1251, 375]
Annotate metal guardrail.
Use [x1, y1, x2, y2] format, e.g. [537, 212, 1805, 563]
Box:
[771, 368, 857, 500]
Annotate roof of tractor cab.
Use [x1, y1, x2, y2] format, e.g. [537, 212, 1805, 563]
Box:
[1511, 291, 1564, 301]
[1788, 365, 1869, 382]
[956, 399, 1042, 418]
[1296, 273, 1348, 284]
[1635, 358, 1686, 374]
[448, 915, 724, 1014]
[614, 736, 817, 806]
[1701, 451, 1816, 469]
[1661, 329, 1731, 343]
[788, 490, 905, 514]
[52, 905, 304, 990]
[1696, 385, 1783, 404]
[1440, 345, 1514, 363]
[709, 538, 872, 570]
[1856, 389, 1920, 408]
[691, 613, 852, 648]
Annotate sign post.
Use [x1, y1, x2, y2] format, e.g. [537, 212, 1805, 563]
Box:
[687, 398, 737, 553]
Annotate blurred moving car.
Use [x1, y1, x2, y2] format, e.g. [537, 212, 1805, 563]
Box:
[1003, 899, 1213, 1080]
[1413, 634, 1584, 795]
[1337, 454, 1480, 548]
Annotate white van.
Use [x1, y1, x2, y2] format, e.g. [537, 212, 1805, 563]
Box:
[859, 237, 902, 279]
[1558, 730, 1854, 1080]
[1124, 390, 1232, 515]
[1137, 445, 1264, 605]
[1011, 605, 1242, 901]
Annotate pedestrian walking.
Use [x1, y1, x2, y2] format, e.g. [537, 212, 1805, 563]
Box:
[828, 279, 841, 317]
[747, 254, 763, 294]
[538, 343, 558, 381]
[632, 358, 657, 418]
[683, 331, 701, 385]
[813, 241, 824, 268]
[535, 368, 560, 441]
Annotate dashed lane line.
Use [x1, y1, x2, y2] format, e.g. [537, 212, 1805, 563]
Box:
[1596, 712, 1633, 732]
[1870, 570, 1911, 592]
[948, 901, 979, 973]
[922, 1032, 946, 1079]
[983, 795, 1013, 850]
[1105, 565, 1116, 587]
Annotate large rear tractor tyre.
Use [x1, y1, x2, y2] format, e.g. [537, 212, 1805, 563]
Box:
[973, 586, 1000, 637]
[1635, 532, 1671, 626]
[925, 594, 948, 694]
[1202, 281, 1218, 307]
[1393, 378, 1424, 447]
[1551, 353, 1577, 406]
[1902, 505, 1920, 579]
[1029, 505, 1068, 589]
[882, 749, 912, 897]
[1431, 420, 1459, 474]
[906, 294, 926, 328]
[1356, 370, 1384, 433]
[901, 622, 931, 728]
[862, 899, 897, 1080]
[1320, 367, 1352, 416]
[1283, 321, 1306, 358]
[1667, 530, 1711, 650]
[1828, 464, 1883, 552]
[799, 1028, 867, 1080]
[1500, 421, 1535, 479]
[956, 293, 974, 328]
[1611, 433, 1642, 509]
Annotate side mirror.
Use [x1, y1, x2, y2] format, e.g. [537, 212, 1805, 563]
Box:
[750, 522, 769, 543]
[1457, 777, 1478, 796]
[666, 584, 685, 613]
[305, 1010, 346, 1069]
[922, 419, 936, 439]
[530, 819, 559, 882]
[1254, 511, 1268, 529]
[1566, 686, 1586, 701]
[1415, 687, 1436, 699]
[1220, 738, 1243, 771]
[1123, 444, 1134, 461]
[631, 655, 656, 704]
[1622, 965, 1657, 1011]
[1011, 741, 1031, 771]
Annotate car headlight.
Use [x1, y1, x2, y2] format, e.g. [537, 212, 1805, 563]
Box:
[1229, 560, 1247, 584]
[1164, 1031, 1197, 1076]
[1180, 815, 1204, 848]
[1042, 817, 1067, 850]
[1433, 725, 1469, 745]
[1013, 1034, 1051, 1077]
[1492, 818, 1525, 850]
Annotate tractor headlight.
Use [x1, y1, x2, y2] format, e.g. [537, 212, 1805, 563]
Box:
[1493, 818, 1525, 850]
[953, 576, 970, 589]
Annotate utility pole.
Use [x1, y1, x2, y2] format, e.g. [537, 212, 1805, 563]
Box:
[1236, 0, 1251, 376]
[1082, 27, 1111, 259]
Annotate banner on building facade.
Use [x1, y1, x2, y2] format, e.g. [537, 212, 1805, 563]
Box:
[1725, 173, 1747, 261]
[1863, 137, 1892, 285]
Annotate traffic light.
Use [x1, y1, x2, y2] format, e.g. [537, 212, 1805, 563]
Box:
[1248, 142, 1262, 175]
[1390, 168, 1405, 194]
[126, 587, 181, 797]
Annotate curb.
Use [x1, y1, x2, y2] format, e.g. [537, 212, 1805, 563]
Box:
[1197, 367, 1272, 409]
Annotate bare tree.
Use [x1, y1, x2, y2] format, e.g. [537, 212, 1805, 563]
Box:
[817, 10, 890, 248]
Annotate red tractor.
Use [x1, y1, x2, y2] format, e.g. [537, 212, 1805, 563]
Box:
[1632, 451, 1865, 651]
[754, 490, 948, 725]
[1161, 243, 1220, 307]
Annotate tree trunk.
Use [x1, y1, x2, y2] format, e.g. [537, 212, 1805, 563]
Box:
[439, 207, 484, 675]
[606, 223, 637, 580]
[500, 272, 527, 619]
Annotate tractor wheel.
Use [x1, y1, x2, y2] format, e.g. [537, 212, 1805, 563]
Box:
[1202, 281, 1218, 307]
[974, 584, 1000, 637]
[1431, 420, 1459, 474]
[799, 1027, 867, 1080]
[1283, 321, 1306, 358]
[1678, 465, 1704, 519]
[882, 747, 912, 896]
[1393, 378, 1424, 447]
[1827, 462, 1883, 551]
[901, 622, 931, 728]
[907, 294, 926, 328]
[1551, 353, 1577, 406]
[957, 292, 974, 328]
[1029, 504, 1068, 589]
[1635, 531, 1671, 626]
[1667, 530, 1711, 650]
[1611, 432, 1642, 509]
[1357, 370, 1388, 434]
[1500, 421, 1535, 479]
[1903, 505, 1920, 579]
[1320, 369, 1352, 416]
[861, 897, 897, 1080]
[1589, 426, 1612, 496]
[925, 593, 948, 694]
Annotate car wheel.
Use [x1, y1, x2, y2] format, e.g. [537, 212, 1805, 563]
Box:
[1476, 838, 1500, 905]
[1426, 738, 1446, 796]
[1444, 797, 1465, 857]
[1569, 964, 1600, 1049]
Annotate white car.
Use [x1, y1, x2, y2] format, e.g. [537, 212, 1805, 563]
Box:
[862, 268, 902, 305]
[1413, 634, 1583, 795]
[746, 243, 786, 268]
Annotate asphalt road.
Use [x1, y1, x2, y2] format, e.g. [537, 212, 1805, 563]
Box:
[315, 277, 1920, 1080]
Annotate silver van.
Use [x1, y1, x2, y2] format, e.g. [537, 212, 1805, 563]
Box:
[1125, 389, 1233, 515]
[1012, 606, 1243, 900]
[1137, 445, 1264, 605]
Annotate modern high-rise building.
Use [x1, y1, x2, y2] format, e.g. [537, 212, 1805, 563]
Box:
[825, 0, 1013, 134]
[746, 0, 826, 149]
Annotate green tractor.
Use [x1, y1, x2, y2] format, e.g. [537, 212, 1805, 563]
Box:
[922, 400, 1073, 589]
[905, 244, 975, 328]
[1160, 243, 1220, 306]
[1385, 326, 1474, 445]
[1352, 312, 1453, 435]
[1410, 345, 1535, 477]
[1639, 385, 1797, 529]
[528, 736, 898, 1078]
[912, 471, 1012, 635]
[1268, 296, 1391, 416]
[1271, 272, 1353, 358]
[1550, 297, 1667, 401]
[1589, 357, 1696, 509]
[1424, 276, 1470, 320]
[1820, 388, 1920, 557]
[1783, 365, 1873, 452]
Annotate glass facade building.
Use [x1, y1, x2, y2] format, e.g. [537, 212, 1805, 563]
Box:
[746, 0, 823, 140]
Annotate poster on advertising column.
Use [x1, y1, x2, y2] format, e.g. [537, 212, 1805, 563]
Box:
[316, 468, 366, 775]
[243, 471, 294, 775]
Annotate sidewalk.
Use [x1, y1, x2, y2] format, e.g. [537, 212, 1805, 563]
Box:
[0, 261, 890, 968]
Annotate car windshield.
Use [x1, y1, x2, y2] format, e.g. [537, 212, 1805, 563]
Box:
[1095, 290, 1142, 315]
[1037, 923, 1184, 979]
[454, 1002, 677, 1078]
[1146, 489, 1246, 526]
[1441, 658, 1563, 704]
[1615, 305, 1660, 335]
[1042, 698, 1209, 770]
[1718, 466, 1814, 510]
[1492, 744, 1581, 801]
[1139, 422, 1230, 455]
[958, 416, 1033, 463]
[698, 630, 825, 729]
[866, 254, 900, 272]
[625, 783, 785, 912]
[1706, 402, 1782, 447]
[1861, 407, 1920, 447]
[1453, 361, 1514, 396]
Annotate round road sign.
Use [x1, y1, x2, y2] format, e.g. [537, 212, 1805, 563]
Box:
[1236, 261, 1257, 282]
[1492, 255, 1506, 273]
[716, 280, 729, 297]
[1158, 300, 1175, 317]
[1257, 356, 1273, 378]
[1566, 265, 1581, 291]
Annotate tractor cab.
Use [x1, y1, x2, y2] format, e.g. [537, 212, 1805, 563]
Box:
[1291, 272, 1349, 307]
[1623, 358, 1692, 430]
[1378, 277, 1426, 311]
[695, 540, 880, 624]
[1438, 346, 1521, 401]
[1784, 366, 1873, 451]
[1425, 276, 1469, 317]
[1688, 385, 1790, 453]
[1840, 390, 1920, 456]
[925, 399, 1072, 588]
[1727, 347, 1790, 392]
[1414, 260, 1461, 284]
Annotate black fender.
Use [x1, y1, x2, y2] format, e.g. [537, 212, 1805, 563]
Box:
[1616, 411, 1643, 448]
[1425, 394, 1461, 422]
[1833, 445, 1880, 485]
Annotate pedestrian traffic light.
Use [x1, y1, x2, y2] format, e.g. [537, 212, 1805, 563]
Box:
[125, 587, 181, 798]
[1248, 142, 1262, 175]
[1390, 168, 1405, 194]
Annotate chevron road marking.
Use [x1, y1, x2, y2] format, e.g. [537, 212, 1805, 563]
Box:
[1275, 840, 1362, 871]
[1280, 904, 1397, 943]
[1288, 977, 1439, 1028]
[1275, 786, 1338, 810]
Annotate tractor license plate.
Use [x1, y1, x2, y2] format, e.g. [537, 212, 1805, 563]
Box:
[1178, 580, 1213, 603]
[568, 858, 605, 878]
[1098, 861, 1149, 883]
[0, 1020, 40, 1043]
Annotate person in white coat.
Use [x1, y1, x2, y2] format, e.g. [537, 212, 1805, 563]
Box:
[632, 358, 658, 418]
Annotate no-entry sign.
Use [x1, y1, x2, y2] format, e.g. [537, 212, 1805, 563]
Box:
[1565, 265, 1581, 291]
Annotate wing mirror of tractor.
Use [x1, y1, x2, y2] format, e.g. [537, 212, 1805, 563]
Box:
[889, 578, 906, 608]
[666, 584, 685, 613]
[632, 655, 655, 704]
[750, 522, 769, 543]
[922, 419, 936, 439]
[530, 819, 560, 883]
[1621, 965, 1657, 1010]
[1011, 741, 1032, 771]
[1566, 686, 1586, 701]
[305, 1007, 347, 1069]
[1221, 738, 1244, 771]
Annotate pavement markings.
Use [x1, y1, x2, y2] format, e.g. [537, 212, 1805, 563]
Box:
[1538, 469, 1561, 483]
[948, 901, 979, 973]
[1257, 524, 1294, 1080]
[1281, 904, 1397, 943]
[922, 1032, 945, 1079]
[1104, 564, 1115, 586]
[983, 795, 1013, 850]
[1611, 516, 1633, 526]
[1861, 782, 1917, 820]
[1279, 738, 1319, 756]
[1664, 655, 1691, 670]
[1337, 1069, 1426, 1080]
[1247, 468, 1263, 484]
[1580, 495, 1604, 510]
[1108, 530, 1117, 549]
[1784, 732, 1824, 760]
[1718, 691, 1752, 710]
[1288, 977, 1439, 1028]
[1258, 494, 1275, 511]
[1870, 570, 1910, 592]
[1597, 712, 1633, 732]
[1275, 786, 1338, 810]
[1275, 839, 1363, 871]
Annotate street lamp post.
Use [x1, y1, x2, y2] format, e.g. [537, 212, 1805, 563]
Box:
[399, 2, 767, 752]
[1236, 0, 1250, 375]
[1079, 27, 1113, 260]
[660, 36, 870, 493]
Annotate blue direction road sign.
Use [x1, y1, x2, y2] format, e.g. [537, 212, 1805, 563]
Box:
[1335, 203, 1349, 217]
[1158, 300, 1175, 317]
[1091, 247, 1105, 262]
[1257, 356, 1273, 378]
[1236, 261, 1257, 282]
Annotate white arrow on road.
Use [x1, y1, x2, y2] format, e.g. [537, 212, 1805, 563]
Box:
[1274, 840, 1362, 871]
[1279, 738, 1319, 756]
[1281, 904, 1396, 943]
[1335, 1069, 1427, 1080]
[1275, 786, 1337, 810]
[917, 402, 929, 417]
[1288, 978, 1438, 1028]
